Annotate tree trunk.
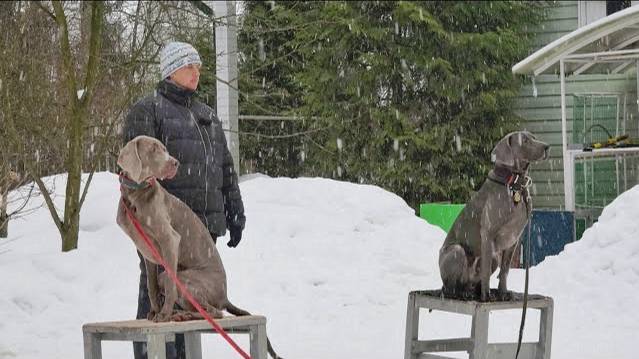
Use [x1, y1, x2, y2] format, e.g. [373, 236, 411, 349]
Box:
[60, 221, 80, 252]
[61, 107, 84, 251]
[0, 195, 8, 238]
[0, 170, 18, 239]
[0, 219, 7, 238]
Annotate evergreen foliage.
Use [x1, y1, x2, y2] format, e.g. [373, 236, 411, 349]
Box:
[238, 1, 548, 209]
[238, 1, 309, 176]
[191, 30, 217, 107]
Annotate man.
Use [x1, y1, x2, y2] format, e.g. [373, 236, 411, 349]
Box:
[123, 41, 246, 359]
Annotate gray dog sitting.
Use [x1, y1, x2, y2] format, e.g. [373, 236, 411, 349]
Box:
[116, 135, 281, 358]
[439, 131, 549, 301]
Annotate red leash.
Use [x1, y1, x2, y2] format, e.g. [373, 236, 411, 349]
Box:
[121, 199, 251, 359]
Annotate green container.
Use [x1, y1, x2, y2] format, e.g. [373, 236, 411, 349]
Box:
[419, 203, 466, 233]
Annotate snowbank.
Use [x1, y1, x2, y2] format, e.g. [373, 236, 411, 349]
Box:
[0, 172, 637, 358]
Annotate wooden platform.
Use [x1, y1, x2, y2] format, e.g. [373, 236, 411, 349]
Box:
[82, 315, 267, 359]
[404, 290, 554, 359]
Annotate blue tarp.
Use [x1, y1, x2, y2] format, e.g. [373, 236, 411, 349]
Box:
[521, 210, 575, 266]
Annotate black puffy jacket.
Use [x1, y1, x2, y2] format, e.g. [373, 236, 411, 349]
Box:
[123, 80, 245, 237]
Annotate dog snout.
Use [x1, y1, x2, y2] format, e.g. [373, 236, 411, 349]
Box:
[171, 158, 179, 169]
[543, 144, 550, 159]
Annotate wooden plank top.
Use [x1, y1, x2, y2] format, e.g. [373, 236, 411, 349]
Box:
[83, 315, 266, 335]
[411, 290, 553, 314]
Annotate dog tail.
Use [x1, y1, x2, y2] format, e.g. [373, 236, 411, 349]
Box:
[225, 301, 283, 359]
[225, 301, 251, 316]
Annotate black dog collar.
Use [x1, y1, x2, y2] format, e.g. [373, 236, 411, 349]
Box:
[119, 173, 155, 191]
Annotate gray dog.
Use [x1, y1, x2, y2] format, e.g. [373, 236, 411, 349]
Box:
[116, 135, 281, 358]
[439, 131, 549, 301]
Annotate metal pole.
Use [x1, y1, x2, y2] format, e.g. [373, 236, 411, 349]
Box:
[561, 59, 575, 211]
[636, 60, 639, 113]
[213, 1, 240, 174]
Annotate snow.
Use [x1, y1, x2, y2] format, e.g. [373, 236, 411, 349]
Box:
[1, 172, 638, 358]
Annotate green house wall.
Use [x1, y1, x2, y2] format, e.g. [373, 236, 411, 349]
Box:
[515, 1, 639, 209]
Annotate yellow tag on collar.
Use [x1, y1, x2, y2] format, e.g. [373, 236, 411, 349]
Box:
[514, 191, 522, 203]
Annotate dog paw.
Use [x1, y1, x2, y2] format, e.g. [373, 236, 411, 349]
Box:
[497, 290, 513, 301]
[146, 310, 158, 321]
[170, 311, 194, 322]
[209, 309, 224, 319]
[153, 312, 172, 322]
[171, 310, 201, 322]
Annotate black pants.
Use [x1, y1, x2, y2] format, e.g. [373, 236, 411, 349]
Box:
[133, 236, 217, 359]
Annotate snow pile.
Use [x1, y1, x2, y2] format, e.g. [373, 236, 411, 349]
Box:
[526, 185, 639, 358]
[0, 172, 637, 358]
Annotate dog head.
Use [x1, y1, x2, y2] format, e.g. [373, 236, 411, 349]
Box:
[491, 131, 549, 172]
[117, 136, 179, 184]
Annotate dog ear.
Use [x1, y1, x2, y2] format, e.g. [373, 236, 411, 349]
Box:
[118, 137, 143, 183]
[491, 133, 515, 168]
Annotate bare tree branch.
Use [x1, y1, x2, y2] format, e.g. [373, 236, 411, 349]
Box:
[80, 2, 104, 107]
[231, 126, 331, 139]
[2, 103, 64, 232]
[52, 1, 79, 109]
[36, 1, 56, 21]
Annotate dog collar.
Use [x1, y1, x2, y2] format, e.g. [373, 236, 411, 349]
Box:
[488, 167, 532, 204]
[118, 173, 155, 191]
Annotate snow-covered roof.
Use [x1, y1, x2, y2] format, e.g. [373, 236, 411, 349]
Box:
[512, 6, 639, 76]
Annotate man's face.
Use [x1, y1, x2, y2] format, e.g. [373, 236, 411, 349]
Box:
[170, 63, 201, 91]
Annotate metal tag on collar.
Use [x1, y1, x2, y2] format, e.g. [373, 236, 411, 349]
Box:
[514, 191, 522, 203]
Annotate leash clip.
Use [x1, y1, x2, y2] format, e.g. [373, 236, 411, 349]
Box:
[511, 174, 519, 185]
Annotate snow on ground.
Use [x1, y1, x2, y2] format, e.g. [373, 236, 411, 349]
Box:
[0, 172, 637, 358]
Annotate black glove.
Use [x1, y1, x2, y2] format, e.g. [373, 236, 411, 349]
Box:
[227, 226, 242, 248]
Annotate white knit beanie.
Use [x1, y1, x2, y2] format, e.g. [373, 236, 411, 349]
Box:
[159, 42, 202, 79]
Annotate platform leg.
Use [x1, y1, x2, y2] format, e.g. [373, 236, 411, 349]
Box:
[250, 323, 268, 359]
[538, 303, 553, 359]
[147, 334, 167, 359]
[470, 307, 489, 359]
[184, 332, 202, 359]
[83, 332, 102, 359]
[404, 293, 419, 359]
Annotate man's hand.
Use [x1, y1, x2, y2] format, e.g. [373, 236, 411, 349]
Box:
[227, 226, 242, 248]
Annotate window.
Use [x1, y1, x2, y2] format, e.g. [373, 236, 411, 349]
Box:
[607, 0, 631, 15]
[579, 1, 635, 27]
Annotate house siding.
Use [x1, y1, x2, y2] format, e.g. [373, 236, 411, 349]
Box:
[515, 1, 639, 209]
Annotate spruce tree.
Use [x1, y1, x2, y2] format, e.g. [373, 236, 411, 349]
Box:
[239, 1, 547, 209]
[238, 1, 309, 176]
